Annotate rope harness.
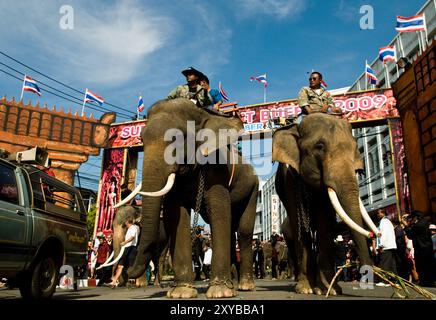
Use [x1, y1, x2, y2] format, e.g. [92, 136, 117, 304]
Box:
[295, 175, 311, 242]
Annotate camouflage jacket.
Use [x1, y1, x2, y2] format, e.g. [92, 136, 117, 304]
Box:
[298, 86, 334, 113]
[167, 84, 212, 108]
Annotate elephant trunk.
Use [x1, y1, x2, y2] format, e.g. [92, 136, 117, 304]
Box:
[129, 155, 174, 279]
[325, 169, 372, 266]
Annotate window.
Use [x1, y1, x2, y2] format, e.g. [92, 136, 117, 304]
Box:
[0, 164, 19, 205]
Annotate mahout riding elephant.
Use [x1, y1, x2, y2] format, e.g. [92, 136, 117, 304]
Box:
[273, 113, 379, 295]
[99, 205, 169, 286]
[116, 99, 259, 298]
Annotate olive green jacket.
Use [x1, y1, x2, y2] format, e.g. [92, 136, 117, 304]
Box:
[167, 84, 212, 108]
[298, 86, 334, 113]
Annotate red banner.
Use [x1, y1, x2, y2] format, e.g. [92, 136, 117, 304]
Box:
[107, 120, 147, 148]
[235, 89, 398, 132]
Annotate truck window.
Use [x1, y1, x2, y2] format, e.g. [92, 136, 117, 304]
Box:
[0, 164, 19, 205]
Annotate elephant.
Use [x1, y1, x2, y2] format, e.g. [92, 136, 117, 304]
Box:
[99, 205, 169, 287]
[262, 239, 290, 280]
[272, 113, 379, 295]
[116, 98, 259, 299]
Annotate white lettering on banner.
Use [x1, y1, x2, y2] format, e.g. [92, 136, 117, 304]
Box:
[271, 195, 279, 234]
[334, 95, 388, 112]
[120, 124, 146, 139]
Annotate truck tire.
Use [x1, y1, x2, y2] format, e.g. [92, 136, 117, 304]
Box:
[19, 257, 59, 300]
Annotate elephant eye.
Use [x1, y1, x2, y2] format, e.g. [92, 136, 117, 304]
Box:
[314, 141, 325, 151]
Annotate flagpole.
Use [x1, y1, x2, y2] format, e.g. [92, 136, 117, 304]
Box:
[416, 31, 422, 55]
[263, 85, 266, 103]
[384, 63, 391, 88]
[137, 92, 140, 120]
[423, 13, 429, 47]
[397, 34, 405, 58]
[20, 75, 25, 101]
[81, 88, 87, 117]
[365, 60, 368, 91]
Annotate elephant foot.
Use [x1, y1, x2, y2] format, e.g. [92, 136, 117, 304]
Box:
[206, 279, 237, 298]
[167, 284, 198, 299]
[294, 279, 313, 294]
[127, 265, 146, 279]
[238, 278, 255, 291]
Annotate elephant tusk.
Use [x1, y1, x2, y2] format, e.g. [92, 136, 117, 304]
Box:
[359, 198, 380, 237]
[96, 245, 126, 269]
[114, 183, 142, 209]
[139, 173, 176, 197]
[327, 187, 374, 239]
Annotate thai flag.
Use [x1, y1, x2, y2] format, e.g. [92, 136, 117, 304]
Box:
[22, 75, 41, 96]
[366, 64, 378, 85]
[250, 74, 268, 87]
[395, 14, 426, 32]
[137, 96, 145, 112]
[320, 79, 328, 89]
[84, 88, 104, 106]
[219, 82, 229, 102]
[379, 46, 397, 64]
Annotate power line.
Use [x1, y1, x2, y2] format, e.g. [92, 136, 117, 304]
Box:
[0, 50, 137, 116]
[0, 62, 133, 119]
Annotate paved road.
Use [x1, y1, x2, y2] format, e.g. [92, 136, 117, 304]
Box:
[1, 279, 435, 300]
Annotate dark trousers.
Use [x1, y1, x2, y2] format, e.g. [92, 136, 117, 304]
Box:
[380, 249, 398, 275]
[415, 251, 435, 287]
[254, 261, 264, 279]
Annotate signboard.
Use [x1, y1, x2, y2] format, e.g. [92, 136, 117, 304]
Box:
[107, 120, 147, 148]
[271, 195, 280, 234]
[235, 89, 398, 132]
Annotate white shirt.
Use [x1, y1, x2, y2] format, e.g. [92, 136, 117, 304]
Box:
[377, 217, 397, 250]
[203, 248, 212, 265]
[125, 224, 139, 247]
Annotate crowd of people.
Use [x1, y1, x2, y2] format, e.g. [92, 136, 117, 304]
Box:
[334, 209, 436, 287]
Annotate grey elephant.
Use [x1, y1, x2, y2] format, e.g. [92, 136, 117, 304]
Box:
[262, 239, 289, 279]
[117, 99, 259, 298]
[100, 205, 168, 286]
[273, 113, 379, 295]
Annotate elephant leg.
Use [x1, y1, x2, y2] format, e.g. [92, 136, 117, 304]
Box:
[205, 185, 236, 298]
[313, 207, 341, 296]
[236, 186, 257, 291]
[164, 199, 197, 299]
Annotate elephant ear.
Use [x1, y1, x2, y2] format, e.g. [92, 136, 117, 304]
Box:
[272, 125, 300, 173]
[199, 114, 244, 156]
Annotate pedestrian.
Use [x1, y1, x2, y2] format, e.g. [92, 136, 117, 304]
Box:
[108, 218, 140, 288]
[95, 233, 112, 286]
[403, 211, 435, 287]
[376, 209, 398, 286]
[334, 235, 348, 281]
[253, 239, 265, 279]
[202, 241, 212, 281]
[393, 219, 410, 280]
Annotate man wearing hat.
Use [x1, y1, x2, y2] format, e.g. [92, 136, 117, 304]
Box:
[167, 67, 213, 108]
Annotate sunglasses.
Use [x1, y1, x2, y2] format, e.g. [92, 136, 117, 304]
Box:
[309, 77, 319, 80]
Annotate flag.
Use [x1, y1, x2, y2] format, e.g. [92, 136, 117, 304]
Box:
[366, 64, 378, 85]
[22, 75, 41, 96]
[320, 79, 328, 89]
[379, 45, 397, 63]
[250, 74, 268, 87]
[218, 82, 229, 102]
[137, 96, 145, 112]
[84, 88, 105, 106]
[395, 14, 426, 32]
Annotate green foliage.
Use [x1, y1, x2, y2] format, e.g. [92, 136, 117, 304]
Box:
[87, 204, 97, 238]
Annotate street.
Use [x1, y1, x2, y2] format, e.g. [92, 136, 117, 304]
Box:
[1, 279, 435, 301]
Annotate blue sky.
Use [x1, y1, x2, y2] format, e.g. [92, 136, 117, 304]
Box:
[0, 0, 427, 189]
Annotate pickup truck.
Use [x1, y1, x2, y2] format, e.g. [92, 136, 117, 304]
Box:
[0, 156, 88, 299]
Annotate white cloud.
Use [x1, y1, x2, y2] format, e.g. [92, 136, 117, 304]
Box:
[239, 0, 307, 19]
[0, 1, 174, 86]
